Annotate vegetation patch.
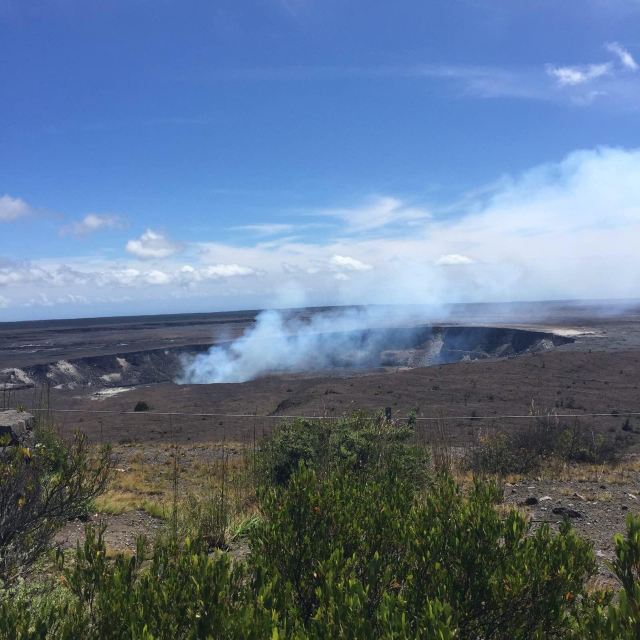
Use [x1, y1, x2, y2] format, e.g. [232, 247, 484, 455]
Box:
[2, 412, 640, 638]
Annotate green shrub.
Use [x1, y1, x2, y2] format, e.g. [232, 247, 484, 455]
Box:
[257, 410, 428, 487]
[252, 464, 414, 625]
[0, 427, 112, 586]
[4, 411, 640, 638]
[133, 401, 149, 412]
[4, 467, 640, 638]
[467, 414, 623, 475]
[252, 465, 596, 638]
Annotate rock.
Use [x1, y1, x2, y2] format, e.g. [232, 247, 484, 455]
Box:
[540, 496, 553, 502]
[627, 493, 637, 500]
[0, 410, 35, 446]
[552, 506, 582, 519]
[622, 505, 629, 511]
[523, 497, 538, 506]
[574, 493, 586, 501]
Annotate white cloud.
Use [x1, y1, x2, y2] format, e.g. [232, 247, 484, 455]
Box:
[606, 42, 639, 71]
[417, 46, 640, 109]
[56, 293, 89, 305]
[232, 223, 296, 236]
[436, 254, 474, 266]
[178, 263, 258, 287]
[201, 264, 256, 278]
[125, 229, 181, 259]
[330, 255, 373, 272]
[0, 194, 32, 221]
[546, 63, 611, 86]
[4, 147, 640, 316]
[322, 196, 431, 233]
[0, 294, 8, 308]
[61, 213, 124, 237]
[144, 270, 172, 285]
[96, 268, 141, 287]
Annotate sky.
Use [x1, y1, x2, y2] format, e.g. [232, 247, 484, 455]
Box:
[1, 0, 640, 321]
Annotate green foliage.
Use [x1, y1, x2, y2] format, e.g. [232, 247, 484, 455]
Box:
[3, 412, 640, 638]
[180, 490, 228, 551]
[252, 464, 415, 626]
[3, 465, 640, 638]
[50, 526, 278, 639]
[467, 414, 623, 475]
[257, 410, 428, 487]
[0, 427, 112, 586]
[252, 465, 596, 638]
[579, 514, 640, 639]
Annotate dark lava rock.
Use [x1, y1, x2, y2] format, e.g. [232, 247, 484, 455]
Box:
[552, 506, 582, 519]
[522, 497, 538, 506]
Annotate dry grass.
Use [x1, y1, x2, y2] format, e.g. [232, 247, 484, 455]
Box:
[539, 454, 640, 484]
[95, 441, 255, 520]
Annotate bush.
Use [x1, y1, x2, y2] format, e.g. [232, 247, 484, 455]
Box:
[252, 465, 597, 637]
[466, 413, 624, 475]
[0, 526, 279, 640]
[0, 426, 112, 586]
[133, 401, 149, 412]
[3, 411, 640, 638]
[257, 410, 429, 487]
[4, 463, 640, 638]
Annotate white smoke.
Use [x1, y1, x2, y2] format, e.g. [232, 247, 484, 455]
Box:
[179, 305, 431, 383]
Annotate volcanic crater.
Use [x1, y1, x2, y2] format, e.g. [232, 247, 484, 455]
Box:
[0, 324, 572, 390]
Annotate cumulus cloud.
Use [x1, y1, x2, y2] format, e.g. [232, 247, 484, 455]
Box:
[178, 264, 258, 286]
[0, 262, 90, 288]
[125, 229, 181, 259]
[61, 213, 124, 237]
[145, 270, 172, 285]
[0, 194, 33, 221]
[330, 255, 373, 272]
[0, 259, 259, 305]
[606, 42, 639, 71]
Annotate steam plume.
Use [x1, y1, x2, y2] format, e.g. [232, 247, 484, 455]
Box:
[179, 306, 428, 384]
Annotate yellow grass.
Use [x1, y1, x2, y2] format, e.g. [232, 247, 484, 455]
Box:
[95, 441, 255, 520]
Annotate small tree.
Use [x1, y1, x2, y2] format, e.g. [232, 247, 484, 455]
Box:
[0, 428, 112, 586]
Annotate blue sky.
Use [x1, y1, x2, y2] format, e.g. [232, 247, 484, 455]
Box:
[1, 0, 640, 320]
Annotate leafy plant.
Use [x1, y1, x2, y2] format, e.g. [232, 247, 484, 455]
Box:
[467, 412, 623, 475]
[0, 426, 112, 586]
[257, 410, 428, 487]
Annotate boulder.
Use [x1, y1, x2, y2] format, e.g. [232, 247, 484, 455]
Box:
[0, 410, 35, 446]
[552, 506, 582, 519]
